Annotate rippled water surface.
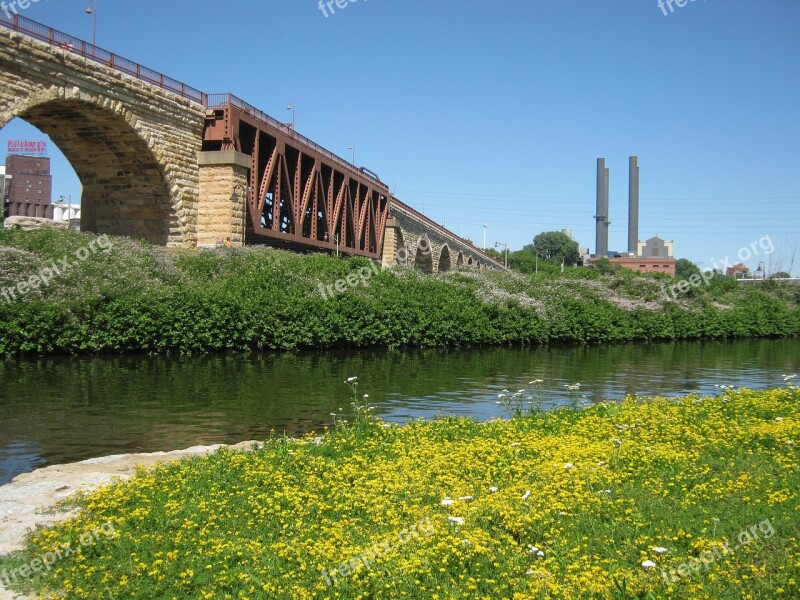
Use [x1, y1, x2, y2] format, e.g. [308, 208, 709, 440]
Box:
[1, 338, 798, 484]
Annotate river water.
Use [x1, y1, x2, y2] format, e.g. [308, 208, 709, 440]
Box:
[1, 338, 798, 484]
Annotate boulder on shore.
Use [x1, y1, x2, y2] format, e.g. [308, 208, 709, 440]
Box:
[3, 216, 68, 231]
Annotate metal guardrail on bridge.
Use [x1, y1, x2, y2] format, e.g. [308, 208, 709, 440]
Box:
[0, 13, 207, 104]
[206, 93, 385, 187]
[0, 14, 384, 187]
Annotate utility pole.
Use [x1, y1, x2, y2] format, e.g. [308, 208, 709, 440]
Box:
[495, 242, 509, 268]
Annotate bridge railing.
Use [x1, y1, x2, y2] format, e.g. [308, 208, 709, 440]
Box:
[0, 13, 207, 105]
[206, 93, 385, 187]
[0, 13, 384, 187]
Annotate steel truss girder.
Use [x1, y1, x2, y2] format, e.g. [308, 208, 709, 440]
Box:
[210, 105, 389, 259]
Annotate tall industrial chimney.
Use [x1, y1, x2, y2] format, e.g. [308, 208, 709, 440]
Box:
[628, 156, 639, 255]
[595, 158, 610, 257]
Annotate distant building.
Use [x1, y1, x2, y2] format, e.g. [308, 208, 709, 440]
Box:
[4, 154, 53, 219]
[726, 263, 750, 278]
[608, 257, 676, 277]
[52, 197, 82, 229]
[0, 165, 10, 207]
[637, 236, 674, 259]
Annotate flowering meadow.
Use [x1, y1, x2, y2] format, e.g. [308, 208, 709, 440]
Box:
[2, 384, 798, 599]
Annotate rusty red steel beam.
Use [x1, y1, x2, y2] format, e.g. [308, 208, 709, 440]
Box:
[204, 102, 389, 260]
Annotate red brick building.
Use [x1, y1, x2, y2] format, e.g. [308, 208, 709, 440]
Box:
[4, 154, 53, 219]
[726, 263, 750, 278]
[608, 257, 676, 276]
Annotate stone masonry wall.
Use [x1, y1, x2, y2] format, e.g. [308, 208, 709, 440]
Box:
[0, 28, 205, 245]
[197, 152, 249, 247]
[388, 203, 503, 272]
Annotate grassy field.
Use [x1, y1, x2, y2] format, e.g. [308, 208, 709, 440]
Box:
[0, 229, 799, 355]
[1, 383, 798, 599]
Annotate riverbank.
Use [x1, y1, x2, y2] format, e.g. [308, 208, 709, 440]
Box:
[1, 229, 799, 355]
[0, 441, 263, 599]
[1, 386, 797, 599]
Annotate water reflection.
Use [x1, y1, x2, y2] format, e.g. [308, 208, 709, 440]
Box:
[1, 338, 797, 484]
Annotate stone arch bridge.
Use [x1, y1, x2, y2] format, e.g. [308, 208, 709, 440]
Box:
[0, 15, 504, 272]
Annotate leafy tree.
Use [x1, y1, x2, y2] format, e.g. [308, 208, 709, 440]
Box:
[593, 257, 619, 275]
[676, 258, 702, 281]
[507, 249, 537, 274]
[772, 272, 791, 279]
[532, 231, 580, 265]
[484, 248, 504, 262]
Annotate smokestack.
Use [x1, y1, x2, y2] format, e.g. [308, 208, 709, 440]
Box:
[628, 156, 639, 255]
[595, 158, 610, 257]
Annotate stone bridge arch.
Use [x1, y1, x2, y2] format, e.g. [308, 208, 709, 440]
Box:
[413, 235, 434, 273]
[6, 94, 176, 243]
[0, 28, 205, 245]
[437, 244, 452, 273]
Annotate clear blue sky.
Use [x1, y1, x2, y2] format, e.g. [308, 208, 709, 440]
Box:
[2, 0, 798, 273]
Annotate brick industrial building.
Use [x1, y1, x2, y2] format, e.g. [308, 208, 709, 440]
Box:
[3, 152, 53, 219]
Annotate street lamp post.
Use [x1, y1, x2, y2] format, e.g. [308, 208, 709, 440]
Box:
[85, 1, 97, 48]
[325, 232, 339, 257]
[482, 224, 487, 250]
[286, 103, 295, 129]
[348, 144, 355, 165]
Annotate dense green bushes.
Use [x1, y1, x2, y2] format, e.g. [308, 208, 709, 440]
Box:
[0, 229, 798, 355]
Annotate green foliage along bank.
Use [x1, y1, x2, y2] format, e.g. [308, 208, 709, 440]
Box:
[0, 229, 799, 355]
